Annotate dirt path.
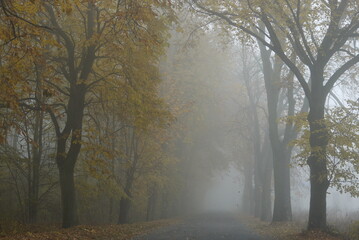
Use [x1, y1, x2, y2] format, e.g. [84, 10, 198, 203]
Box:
[133, 212, 266, 240]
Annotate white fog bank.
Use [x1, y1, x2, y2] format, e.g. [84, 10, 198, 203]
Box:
[202, 166, 241, 212]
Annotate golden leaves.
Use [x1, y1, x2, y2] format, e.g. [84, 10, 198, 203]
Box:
[1, 219, 179, 240]
[242, 215, 343, 240]
[0, 0, 177, 224]
[290, 100, 359, 196]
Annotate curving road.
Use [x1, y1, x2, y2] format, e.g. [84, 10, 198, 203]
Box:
[133, 212, 266, 240]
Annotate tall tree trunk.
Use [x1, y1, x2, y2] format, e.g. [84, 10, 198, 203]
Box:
[108, 197, 114, 223]
[253, 167, 262, 218]
[242, 165, 254, 215]
[59, 164, 78, 228]
[54, 84, 86, 228]
[272, 148, 292, 221]
[160, 192, 170, 219]
[29, 69, 43, 223]
[45, 1, 95, 228]
[118, 127, 138, 224]
[258, 42, 293, 222]
[260, 144, 273, 221]
[307, 89, 329, 230]
[118, 177, 133, 224]
[29, 109, 43, 223]
[146, 186, 157, 221]
[118, 197, 131, 224]
[241, 54, 265, 218]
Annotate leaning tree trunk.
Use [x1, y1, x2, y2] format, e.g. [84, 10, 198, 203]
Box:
[307, 90, 330, 230]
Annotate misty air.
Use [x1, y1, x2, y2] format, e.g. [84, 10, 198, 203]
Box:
[1, 1, 359, 240]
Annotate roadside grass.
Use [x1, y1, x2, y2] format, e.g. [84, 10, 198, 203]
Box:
[0, 219, 179, 240]
[241, 215, 346, 240]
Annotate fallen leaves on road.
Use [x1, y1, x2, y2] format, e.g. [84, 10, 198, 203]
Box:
[240, 215, 344, 240]
[0, 219, 179, 240]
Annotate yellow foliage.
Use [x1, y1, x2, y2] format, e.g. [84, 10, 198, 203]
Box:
[290, 101, 359, 196]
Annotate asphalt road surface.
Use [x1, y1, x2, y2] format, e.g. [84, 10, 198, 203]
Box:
[133, 212, 266, 240]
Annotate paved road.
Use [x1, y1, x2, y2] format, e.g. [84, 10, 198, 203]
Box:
[133, 212, 265, 240]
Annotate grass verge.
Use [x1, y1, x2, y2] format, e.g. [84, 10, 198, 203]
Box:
[241, 215, 345, 240]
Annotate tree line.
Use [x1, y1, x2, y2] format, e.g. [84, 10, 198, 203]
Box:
[191, 0, 359, 231]
[0, 0, 236, 229]
[1, 0, 359, 233]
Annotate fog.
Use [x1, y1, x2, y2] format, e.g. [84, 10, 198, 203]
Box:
[203, 165, 241, 212]
[165, 19, 359, 230]
[202, 163, 359, 219]
[2, 2, 359, 236]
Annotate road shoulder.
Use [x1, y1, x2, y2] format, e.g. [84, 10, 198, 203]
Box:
[241, 215, 345, 240]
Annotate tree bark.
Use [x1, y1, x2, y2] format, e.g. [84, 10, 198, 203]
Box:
[272, 148, 292, 221]
[242, 165, 254, 215]
[118, 177, 133, 224]
[253, 166, 262, 218]
[146, 185, 157, 221]
[53, 84, 86, 228]
[118, 197, 131, 224]
[59, 164, 78, 228]
[160, 192, 170, 219]
[28, 110, 43, 223]
[108, 197, 114, 223]
[118, 127, 138, 224]
[258, 42, 293, 222]
[28, 68, 44, 224]
[55, 85, 85, 228]
[260, 142, 273, 221]
[307, 87, 330, 230]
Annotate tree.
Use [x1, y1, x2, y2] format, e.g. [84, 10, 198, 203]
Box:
[236, 46, 273, 220]
[0, 0, 174, 228]
[0, 0, 45, 143]
[192, 2, 306, 223]
[255, 42, 308, 222]
[192, 0, 359, 230]
[293, 100, 359, 197]
[0, 104, 58, 224]
[0, 1, 58, 224]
